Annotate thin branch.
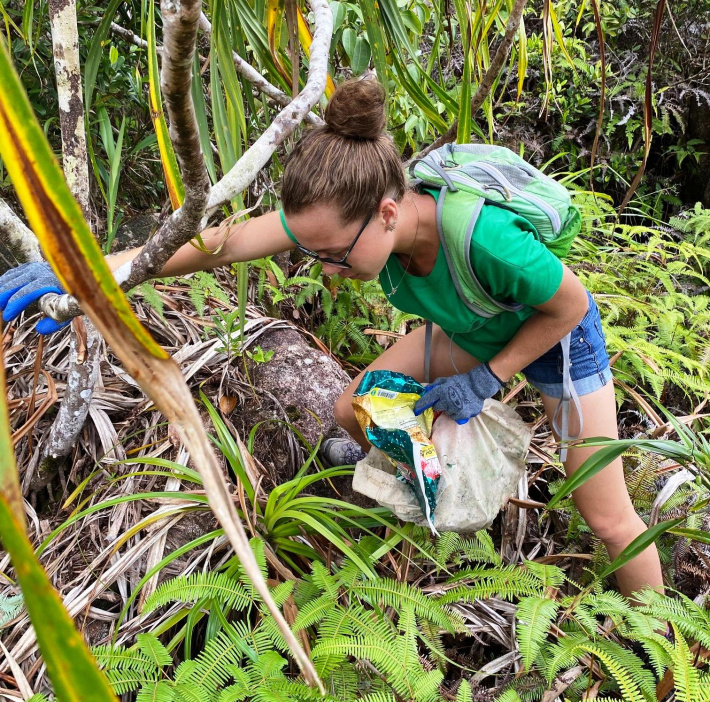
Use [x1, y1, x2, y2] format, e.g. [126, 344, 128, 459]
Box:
[198, 12, 323, 127]
[109, 21, 149, 50]
[206, 0, 332, 213]
[414, 0, 528, 158]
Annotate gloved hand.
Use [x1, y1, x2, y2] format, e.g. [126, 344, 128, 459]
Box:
[0, 261, 70, 334]
[413, 362, 503, 424]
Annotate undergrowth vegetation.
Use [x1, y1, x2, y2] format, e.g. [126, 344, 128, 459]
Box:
[0, 0, 709, 700]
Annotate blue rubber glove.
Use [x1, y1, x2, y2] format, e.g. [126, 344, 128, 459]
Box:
[0, 261, 70, 334]
[413, 362, 503, 424]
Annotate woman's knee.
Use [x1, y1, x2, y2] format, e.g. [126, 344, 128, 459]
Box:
[334, 388, 357, 430]
[583, 506, 647, 547]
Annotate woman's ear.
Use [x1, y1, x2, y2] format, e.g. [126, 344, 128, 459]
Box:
[378, 197, 399, 232]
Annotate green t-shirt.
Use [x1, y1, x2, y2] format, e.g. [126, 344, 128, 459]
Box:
[379, 191, 564, 362]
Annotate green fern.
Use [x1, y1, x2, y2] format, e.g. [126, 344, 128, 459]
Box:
[137, 632, 173, 668]
[134, 281, 167, 319]
[0, 594, 23, 628]
[136, 680, 176, 702]
[186, 271, 230, 315]
[143, 572, 252, 614]
[516, 596, 560, 671]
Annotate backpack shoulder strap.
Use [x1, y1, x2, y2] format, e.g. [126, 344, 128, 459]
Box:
[435, 187, 525, 318]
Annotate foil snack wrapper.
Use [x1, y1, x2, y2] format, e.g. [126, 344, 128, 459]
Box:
[352, 370, 441, 533]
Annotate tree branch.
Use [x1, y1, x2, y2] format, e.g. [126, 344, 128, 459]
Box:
[206, 0, 332, 213]
[414, 0, 527, 158]
[119, 0, 210, 291]
[0, 197, 42, 263]
[198, 12, 323, 127]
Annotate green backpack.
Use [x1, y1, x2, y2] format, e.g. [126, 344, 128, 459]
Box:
[410, 143, 584, 459]
[409, 142, 581, 319]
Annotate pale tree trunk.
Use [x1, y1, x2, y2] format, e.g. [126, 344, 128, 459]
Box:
[43, 0, 103, 468]
[0, 198, 42, 264]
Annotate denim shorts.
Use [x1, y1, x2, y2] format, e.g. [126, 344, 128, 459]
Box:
[522, 290, 612, 398]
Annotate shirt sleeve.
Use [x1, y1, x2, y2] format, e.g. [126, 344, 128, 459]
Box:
[469, 205, 564, 307]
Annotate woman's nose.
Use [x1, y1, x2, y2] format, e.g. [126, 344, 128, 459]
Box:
[322, 263, 346, 276]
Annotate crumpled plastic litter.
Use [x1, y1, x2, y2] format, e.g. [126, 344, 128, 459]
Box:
[352, 389, 533, 534]
[352, 370, 440, 533]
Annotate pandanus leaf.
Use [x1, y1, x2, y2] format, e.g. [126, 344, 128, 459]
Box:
[0, 37, 324, 694]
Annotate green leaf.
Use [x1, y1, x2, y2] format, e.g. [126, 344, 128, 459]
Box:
[598, 517, 685, 580]
[545, 443, 630, 509]
[666, 527, 710, 545]
[341, 27, 356, 59]
[351, 36, 371, 74]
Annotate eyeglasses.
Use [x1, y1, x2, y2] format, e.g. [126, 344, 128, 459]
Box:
[288, 212, 373, 269]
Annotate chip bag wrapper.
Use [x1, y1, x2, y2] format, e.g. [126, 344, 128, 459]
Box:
[352, 370, 441, 534]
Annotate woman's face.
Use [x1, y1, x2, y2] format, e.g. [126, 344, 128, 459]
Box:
[284, 202, 396, 281]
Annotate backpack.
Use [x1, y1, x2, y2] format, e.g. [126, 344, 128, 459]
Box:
[409, 142, 581, 319]
[409, 143, 583, 460]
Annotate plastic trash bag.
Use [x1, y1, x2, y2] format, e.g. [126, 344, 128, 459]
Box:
[352, 371, 441, 532]
[352, 398, 533, 534]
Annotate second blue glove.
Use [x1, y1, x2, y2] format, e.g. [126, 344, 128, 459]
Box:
[413, 362, 503, 424]
[0, 261, 70, 334]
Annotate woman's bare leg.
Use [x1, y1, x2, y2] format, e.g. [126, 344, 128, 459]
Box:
[539, 381, 664, 603]
[334, 324, 479, 450]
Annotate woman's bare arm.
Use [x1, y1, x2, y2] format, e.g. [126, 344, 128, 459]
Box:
[107, 210, 294, 277]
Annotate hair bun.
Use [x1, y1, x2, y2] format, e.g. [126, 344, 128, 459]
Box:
[324, 77, 386, 140]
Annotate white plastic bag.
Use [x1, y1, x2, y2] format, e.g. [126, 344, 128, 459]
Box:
[352, 399, 532, 533]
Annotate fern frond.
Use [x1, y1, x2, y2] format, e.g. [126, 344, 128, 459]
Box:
[136, 680, 175, 702]
[292, 594, 336, 632]
[0, 594, 23, 627]
[574, 641, 651, 702]
[137, 633, 172, 668]
[173, 683, 211, 702]
[495, 690, 523, 702]
[522, 561, 566, 590]
[582, 590, 634, 628]
[105, 667, 157, 695]
[359, 692, 396, 702]
[543, 632, 590, 684]
[516, 596, 560, 671]
[439, 565, 543, 603]
[92, 643, 155, 672]
[186, 630, 247, 689]
[669, 623, 703, 702]
[352, 578, 458, 632]
[143, 572, 252, 614]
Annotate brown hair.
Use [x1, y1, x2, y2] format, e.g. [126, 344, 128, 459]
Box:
[280, 78, 407, 224]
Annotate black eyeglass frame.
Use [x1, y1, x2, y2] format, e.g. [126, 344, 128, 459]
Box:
[294, 211, 373, 269]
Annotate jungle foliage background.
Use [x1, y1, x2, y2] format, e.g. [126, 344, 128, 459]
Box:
[0, 0, 709, 700]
